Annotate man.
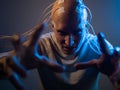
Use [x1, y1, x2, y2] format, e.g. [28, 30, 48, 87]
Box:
[0, 0, 120, 90]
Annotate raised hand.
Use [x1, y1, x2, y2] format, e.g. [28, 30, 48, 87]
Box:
[11, 21, 64, 72]
[74, 32, 120, 77]
[0, 21, 64, 90]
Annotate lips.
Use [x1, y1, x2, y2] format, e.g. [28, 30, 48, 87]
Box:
[63, 46, 75, 52]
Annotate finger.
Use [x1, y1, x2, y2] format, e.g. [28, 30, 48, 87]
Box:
[29, 22, 47, 48]
[74, 60, 98, 70]
[47, 62, 65, 73]
[40, 56, 65, 72]
[114, 47, 120, 57]
[111, 47, 120, 64]
[35, 55, 65, 72]
[47, 63, 65, 72]
[9, 73, 26, 90]
[97, 32, 113, 55]
[11, 34, 23, 52]
[0, 63, 7, 79]
[7, 56, 28, 78]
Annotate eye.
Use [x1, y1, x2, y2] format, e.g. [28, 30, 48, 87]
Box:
[58, 30, 67, 36]
[73, 29, 83, 35]
[77, 31, 82, 35]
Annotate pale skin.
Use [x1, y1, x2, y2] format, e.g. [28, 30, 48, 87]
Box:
[0, 0, 120, 90]
[0, 20, 120, 90]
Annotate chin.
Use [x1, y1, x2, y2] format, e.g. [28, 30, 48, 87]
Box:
[63, 50, 75, 55]
[63, 52, 73, 55]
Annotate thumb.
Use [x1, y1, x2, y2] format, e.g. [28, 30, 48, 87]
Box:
[74, 59, 98, 70]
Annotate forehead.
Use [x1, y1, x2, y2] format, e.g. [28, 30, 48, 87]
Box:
[52, 11, 84, 30]
[51, 0, 86, 30]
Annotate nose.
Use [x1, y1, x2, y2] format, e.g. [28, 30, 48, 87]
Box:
[65, 34, 74, 46]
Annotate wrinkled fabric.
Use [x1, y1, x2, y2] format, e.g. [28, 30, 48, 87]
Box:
[37, 32, 113, 90]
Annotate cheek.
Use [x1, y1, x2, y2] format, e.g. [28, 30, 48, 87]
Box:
[58, 37, 65, 45]
[55, 34, 65, 44]
[74, 34, 84, 44]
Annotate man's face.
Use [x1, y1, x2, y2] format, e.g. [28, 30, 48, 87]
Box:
[51, 9, 86, 55]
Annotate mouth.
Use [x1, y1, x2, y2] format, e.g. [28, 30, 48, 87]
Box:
[62, 46, 75, 54]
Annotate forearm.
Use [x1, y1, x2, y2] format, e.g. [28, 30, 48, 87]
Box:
[0, 57, 12, 78]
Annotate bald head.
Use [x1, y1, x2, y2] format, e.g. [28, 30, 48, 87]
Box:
[51, 0, 83, 15]
[51, 0, 87, 28]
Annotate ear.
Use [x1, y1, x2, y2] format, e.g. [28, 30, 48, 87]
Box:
[50, 21, 56, 30]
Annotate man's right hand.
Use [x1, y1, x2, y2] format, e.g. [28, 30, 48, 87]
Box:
[0, 21, 65, 89]
[10, 21, 65, 72]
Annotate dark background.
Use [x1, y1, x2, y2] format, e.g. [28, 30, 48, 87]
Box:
[0, 0, 120, 90]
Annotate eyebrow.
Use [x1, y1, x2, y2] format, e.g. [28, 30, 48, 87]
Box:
[57, 29, 68, 34]
[57, 30, 67, 33]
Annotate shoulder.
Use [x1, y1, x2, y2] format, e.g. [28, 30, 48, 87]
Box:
[85, 33, 113, 55]
[38, 32, 54, 43]
[38, 32, 54, 47]
[37, 32, 54, 54]
[40, 32, 53, 39]
[85, 33, 98, 47]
